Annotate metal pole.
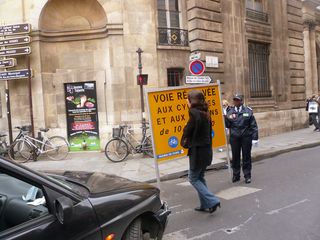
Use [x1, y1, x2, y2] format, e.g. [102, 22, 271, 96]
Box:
[136, 48, 145, 122]
[26, 55, 34, 138]
[1, 21, 13, 145]
[5, 82, 13, 144]
[217, 80, 232, 181]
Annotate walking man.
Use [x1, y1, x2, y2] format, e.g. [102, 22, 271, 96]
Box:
[225, 94, 259, 184]
[306, 94, 320, 132]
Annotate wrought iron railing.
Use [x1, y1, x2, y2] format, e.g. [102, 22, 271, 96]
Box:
[158, 28, 189, 46]
[246, 8, 268, 23]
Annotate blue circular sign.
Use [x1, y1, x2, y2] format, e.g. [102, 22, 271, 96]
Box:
[189, 60, 205, 75]
[168, 136, 179, 148]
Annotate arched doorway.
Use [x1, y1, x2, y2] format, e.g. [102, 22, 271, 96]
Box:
[38, 0, 109, 150]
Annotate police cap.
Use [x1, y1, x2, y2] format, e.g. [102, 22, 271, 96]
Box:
[233, 93, 243, 101]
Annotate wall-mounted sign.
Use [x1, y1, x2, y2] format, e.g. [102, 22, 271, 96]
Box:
[0, 36, 31, 47]
[206, 56, 219, 68]
[0, 58, 16, 68]
[0, 24, 31, 36]
[189, 52, 201, 61]
[189, 60, 205, 75]
[186, 76, 212, 84]
[64, 81, 100, 152]
[0, 46, 31, 57]
[0, 69, 32, 81]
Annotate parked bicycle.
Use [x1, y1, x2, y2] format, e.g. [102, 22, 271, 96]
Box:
[0, 133, 8, 157]
[0, 125, 31, 157]
[8, 126, 69, 163]
[105, 121, 153, 162]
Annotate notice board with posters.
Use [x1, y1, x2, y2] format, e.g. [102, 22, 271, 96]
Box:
[64, 81, 100, 151]
[146, 84, 227, 162]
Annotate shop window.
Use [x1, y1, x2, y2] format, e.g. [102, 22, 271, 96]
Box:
[248, 42, 272, 98]
[157, 0, 188, 46]
[167, 68, 183, 87]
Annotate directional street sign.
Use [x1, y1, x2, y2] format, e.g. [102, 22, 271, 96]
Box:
[0, 24, 31, 36]
[0, 46, 31, 57]
[0, 69, 32, 81]
[186, 76, 212, 84]
[0, 58, 17, 68]
[189, 60, 205, 76]
[0, 36, 31, 47]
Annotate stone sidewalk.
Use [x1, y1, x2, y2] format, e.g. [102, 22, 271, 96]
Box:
[24, 127, 320, 182]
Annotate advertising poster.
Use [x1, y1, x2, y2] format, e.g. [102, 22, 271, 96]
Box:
[64, 81, 100, 151]
[146, 84, 226, 162]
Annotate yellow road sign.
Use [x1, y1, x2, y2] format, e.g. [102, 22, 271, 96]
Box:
[146, 84, 227, 162]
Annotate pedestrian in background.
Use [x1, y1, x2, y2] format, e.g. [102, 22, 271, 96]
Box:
[306, 94, 320, 132]
[222, 99, 231, 116]
[181, 90, 221, 213]
[225, 93, 258, 184]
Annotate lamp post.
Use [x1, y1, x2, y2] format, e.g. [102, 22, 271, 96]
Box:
[136, 48, 145, 124]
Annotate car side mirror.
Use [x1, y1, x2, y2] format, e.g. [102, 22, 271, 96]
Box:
[55, 196, 73, 225]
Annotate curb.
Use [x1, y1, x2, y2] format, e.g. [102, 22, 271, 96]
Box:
[146, 141, 320, 183]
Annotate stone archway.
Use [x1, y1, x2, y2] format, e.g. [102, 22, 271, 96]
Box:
[37, 0, 109, 138]
[39, 0, 107, 32]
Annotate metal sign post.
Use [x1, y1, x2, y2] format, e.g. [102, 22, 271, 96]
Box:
[0, 23, 33, 140]
[136, 48, 146, 124]
[26, 55, 34, 137]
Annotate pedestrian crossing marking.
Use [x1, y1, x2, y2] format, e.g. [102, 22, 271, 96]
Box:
[216, 186, 261, 200]
[176, 181, 191, 186]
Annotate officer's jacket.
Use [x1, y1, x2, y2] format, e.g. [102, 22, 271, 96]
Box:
[225, 105, 258, 140]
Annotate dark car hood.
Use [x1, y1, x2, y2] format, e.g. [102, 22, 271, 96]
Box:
[44, 170, 157, 196]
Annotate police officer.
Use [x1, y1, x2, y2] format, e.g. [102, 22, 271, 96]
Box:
[225, 94, 258, 184]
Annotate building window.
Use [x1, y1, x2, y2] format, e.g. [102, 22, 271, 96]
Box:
[167, 68, 184, 87]
[157, 0, 188, 46]
[246, 0, 268, 22]
[248, 42, 272, 98]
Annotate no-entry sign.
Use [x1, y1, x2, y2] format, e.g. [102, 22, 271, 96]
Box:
[189, 60, 205, 75]
[146, 84, 227, 162]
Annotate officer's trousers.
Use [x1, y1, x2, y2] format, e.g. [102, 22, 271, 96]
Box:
[230, 136, 252, 179]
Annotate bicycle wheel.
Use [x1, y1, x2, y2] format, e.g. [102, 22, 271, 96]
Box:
[8, 140, 34, 163]
[0, 142, 8, 157]
[143, 136, 154, 158]
[45, 136, 69, 160]
[105, 138, 129, 162]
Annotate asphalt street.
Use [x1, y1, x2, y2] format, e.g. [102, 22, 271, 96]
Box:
[161, 146, 320, 240]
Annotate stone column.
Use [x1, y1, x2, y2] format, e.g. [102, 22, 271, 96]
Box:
[303, 21, 313, 97]
[309, 23, 318, 94]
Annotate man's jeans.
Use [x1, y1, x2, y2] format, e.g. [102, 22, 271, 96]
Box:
[188, 168, 220, 209]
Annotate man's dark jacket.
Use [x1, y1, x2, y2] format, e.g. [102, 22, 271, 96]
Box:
[182, 108, 213, 170]
[225, 106, 258, 140]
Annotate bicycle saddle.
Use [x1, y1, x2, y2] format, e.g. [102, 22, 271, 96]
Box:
[0, 134, 6, 137]
[40, 128, 49, 132]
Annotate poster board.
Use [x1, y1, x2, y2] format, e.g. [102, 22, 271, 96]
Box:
[64, 81, 100, 151]
[146, 83, 227, 162]
[308, 101, 318, 113]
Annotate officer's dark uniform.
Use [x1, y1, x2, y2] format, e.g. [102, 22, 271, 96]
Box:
[225, 100, 258, 182]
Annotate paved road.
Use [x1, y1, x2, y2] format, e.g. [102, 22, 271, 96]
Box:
[161, 146, 320, 240]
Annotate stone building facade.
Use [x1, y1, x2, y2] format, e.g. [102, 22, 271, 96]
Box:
[0, 0, 319, 148]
